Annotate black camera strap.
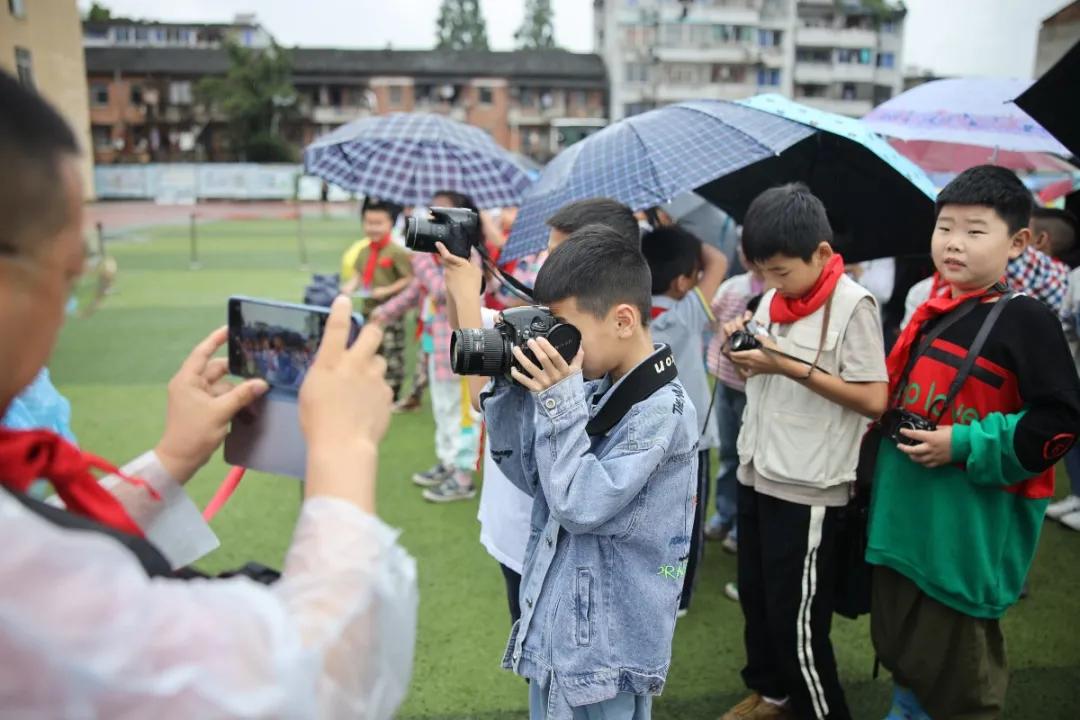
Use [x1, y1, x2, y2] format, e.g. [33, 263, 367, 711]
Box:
[928, 292, 1014, 423]
[890, 282, 1012, 410]
[475, 244, 534, 304]
[586, 345, 678, 438]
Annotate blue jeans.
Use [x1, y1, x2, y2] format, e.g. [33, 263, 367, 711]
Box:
[713, 384, 746, 539]
[529, 680, 652, 719]
[1066, 445, 1080, 497]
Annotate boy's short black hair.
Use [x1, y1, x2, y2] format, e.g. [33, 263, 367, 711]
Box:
[641, 224, 703, 295]
[361, 196, 402, 223]
[533, 224, 652, 324]
[935, 165, 1033, 236]
[546, 198, 640, 248]
[741, 183, 833, 264]
[1032, 206, 1078, 258]
[0, 70, 81, 257]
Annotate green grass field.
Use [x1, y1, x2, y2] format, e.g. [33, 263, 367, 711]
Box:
[52, 216, 1080, 718]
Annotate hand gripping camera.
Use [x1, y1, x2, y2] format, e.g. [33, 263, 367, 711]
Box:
[450, 306, 581, 383]
[726, 320, 766, 352]
[404, 207, 479, 259]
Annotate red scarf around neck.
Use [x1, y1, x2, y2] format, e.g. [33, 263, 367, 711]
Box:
[361, 234, 393, 288]
[0, 428, 159, 536]
[769, 253, 846, 323]
[886, 281, 1003, 397]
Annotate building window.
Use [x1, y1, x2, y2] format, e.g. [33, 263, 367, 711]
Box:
[667, 63, 699, 84]
[842, 82, 857, 100]
[134, 27, 149, 43]
[8, 0, 25, 17]
[115, 27, 131, 43]
[758, 29, 781, 47]
[876, 52, 895, 69]
[130, 85, 143, 104]
[662, 23, 683, 46]
[625, 62, 651, 83]
[518, 88, 536, 108]
[624, 102, 654, 117]
[796, 47, 831, 64]
[571, 90, 588, 108]
[169, 81, 193, 105]
[714, 24, 735, 43]
[881, 20, 896, 34]
[14, 47, 33, 89]
[90, 83, 109, 106]
[478, 86, 494, 105]
[91, 125, 112, 150]
[712, 64, 747, 83]
[757, 68, 780, 87]
[389, 86, 403, 106]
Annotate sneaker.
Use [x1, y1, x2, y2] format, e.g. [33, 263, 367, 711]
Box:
[884, 685, 931, 720]
[724, 582, 740, 602]
[676, 607, 689, 619]
[1061, 510, 1080, 531]
[393, 395, 423, 414]
[720, 694, 794, 720]
[721, 534, 738, 554]
[412, 463, 451, 488]
[704, 514, 730, 541]
[423, 472, 477, 503]
[1047, 494, 1080, 520]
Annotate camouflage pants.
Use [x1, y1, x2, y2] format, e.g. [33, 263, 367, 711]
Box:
[379, 319, 407, 401]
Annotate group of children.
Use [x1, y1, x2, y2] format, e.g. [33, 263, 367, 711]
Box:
[345, 164, 1080, 720]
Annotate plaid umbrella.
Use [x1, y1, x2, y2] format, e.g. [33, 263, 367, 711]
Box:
[695, 94, 939, 262]
[304, 112, 534, 208]
[501, 100, 814, 261]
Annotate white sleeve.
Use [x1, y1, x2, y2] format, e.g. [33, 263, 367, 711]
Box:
[0, 494, 417, 719]
[858, 258, 896, 306]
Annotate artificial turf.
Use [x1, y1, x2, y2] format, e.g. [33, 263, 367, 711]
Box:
[51, 215, 1080, 719]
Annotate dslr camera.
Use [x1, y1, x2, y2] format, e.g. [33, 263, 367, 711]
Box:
[880, 408, 936, 447]
[405, 207, 479, 259]
[727, 320, 766, 352]
[450, 306, 582, 383]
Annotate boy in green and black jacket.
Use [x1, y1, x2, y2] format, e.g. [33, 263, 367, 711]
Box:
[868, 165, 1080, 720]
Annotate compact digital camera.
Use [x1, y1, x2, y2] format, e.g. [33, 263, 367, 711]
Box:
[727, 320, 766, 352]
[404, 207, 480, 259]
[450, 306, 581, 382]
[880, 408, 936, 447]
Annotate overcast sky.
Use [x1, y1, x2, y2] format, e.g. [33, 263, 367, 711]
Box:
[81, 0, 1069, 79]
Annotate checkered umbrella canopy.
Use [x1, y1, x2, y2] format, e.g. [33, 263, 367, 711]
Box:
[304, 112, 534, 208]
[501, 100, 814, 261]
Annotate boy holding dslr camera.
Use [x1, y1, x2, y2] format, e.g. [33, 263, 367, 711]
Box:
[439, 224, 698, 719]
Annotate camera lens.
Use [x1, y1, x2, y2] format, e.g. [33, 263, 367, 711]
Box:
[450, 328, 508, 376]
[542, 323, 582, 364]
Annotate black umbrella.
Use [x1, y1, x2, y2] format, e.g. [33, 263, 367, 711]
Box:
[1016, 40, 1080, 159]
[694, 95, 938, 263]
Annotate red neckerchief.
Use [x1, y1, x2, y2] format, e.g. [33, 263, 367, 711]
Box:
[769, 253, 845, 324]
[0, 428, 160, 536]
[886, 280, 1004, 398]
[361, 234, 393, 288]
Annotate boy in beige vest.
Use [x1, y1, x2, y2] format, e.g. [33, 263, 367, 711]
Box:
[719, 184, 889, 720]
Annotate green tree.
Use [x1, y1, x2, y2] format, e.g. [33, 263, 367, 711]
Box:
[435, 0, 490, 51]
[197, 41, 297, 162]
[85, 2, 112, 22]
[515, 0, 556, 50]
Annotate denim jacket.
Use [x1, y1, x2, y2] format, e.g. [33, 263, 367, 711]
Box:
[481, 345, 699, 707]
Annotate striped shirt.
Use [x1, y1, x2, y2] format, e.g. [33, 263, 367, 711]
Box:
[706, 273, 766, 392]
